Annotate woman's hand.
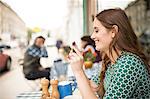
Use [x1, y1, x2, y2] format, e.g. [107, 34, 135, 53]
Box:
[68, 44, 84, 74]
[68, 42, 98, 99]
[89, 80, 100, 92]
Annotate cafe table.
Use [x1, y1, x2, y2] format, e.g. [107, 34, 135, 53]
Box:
[16, 87, 82, 99]
[16, 91, 42, 99]
[16, 62, 101, 99]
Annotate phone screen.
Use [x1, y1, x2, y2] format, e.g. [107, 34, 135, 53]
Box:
[72, 42, 76, 53]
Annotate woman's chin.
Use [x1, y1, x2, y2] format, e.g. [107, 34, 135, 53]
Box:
[95, 47, 101, 51]
[96, 46, 105, 52]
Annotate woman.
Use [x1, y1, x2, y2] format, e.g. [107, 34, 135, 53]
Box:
[81, 35, 101, 63]
[68, 8, 150, 99]
[81, 35, 95, 53]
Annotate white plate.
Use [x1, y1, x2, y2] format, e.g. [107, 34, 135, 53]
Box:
[64, 95, 82, 99]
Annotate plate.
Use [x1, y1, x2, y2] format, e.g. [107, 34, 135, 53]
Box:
[64, 95, 82, 99]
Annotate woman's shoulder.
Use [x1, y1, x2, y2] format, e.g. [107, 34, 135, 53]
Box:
[116, 51, 147, 73]
[119, 51, 144, 65]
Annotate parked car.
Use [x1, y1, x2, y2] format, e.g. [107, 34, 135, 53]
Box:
[0, 46, 12, 72]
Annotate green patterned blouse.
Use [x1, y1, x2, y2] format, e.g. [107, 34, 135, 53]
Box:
[103, 51, 150, 99]
[91, 51, 150, 99]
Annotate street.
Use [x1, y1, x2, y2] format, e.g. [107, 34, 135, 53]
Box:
[0, 46, 58, 99]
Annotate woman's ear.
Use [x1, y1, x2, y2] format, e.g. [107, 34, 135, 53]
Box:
[111, 25, 118, 38]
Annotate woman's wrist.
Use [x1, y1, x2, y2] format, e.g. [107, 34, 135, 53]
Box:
[73, 69, 84, 77]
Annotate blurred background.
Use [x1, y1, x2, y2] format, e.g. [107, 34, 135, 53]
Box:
[0, 0, 149, 99]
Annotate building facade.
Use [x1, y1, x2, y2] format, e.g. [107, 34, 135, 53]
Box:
[125, 0, 150, 59]
[59, 0, 83, 45]
[83, 0, 98, 35]
[0, 1, 27, 42]
[125, 0, 150, 36]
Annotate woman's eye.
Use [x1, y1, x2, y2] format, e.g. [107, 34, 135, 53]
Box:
[95, 30, 98, 33]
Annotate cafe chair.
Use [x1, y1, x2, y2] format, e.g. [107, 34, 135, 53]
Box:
[19, 60, 41, 91]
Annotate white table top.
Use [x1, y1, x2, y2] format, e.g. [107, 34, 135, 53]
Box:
[16, 86, 82, 99]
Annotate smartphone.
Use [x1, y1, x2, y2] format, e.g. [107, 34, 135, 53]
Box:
[72, 41, 76, 53]
[72, 41, 76, 46]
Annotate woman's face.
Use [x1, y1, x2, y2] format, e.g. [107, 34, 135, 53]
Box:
[91, 18, 113, 52]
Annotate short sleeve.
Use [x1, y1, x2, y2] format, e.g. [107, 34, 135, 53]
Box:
[104, 54, 144, 99]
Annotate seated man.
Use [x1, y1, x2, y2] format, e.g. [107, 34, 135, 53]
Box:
[23, 36, 50, 80]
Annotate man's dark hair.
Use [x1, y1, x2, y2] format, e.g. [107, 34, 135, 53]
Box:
[36, 36, 45, 40]
[81, 35, 95, 48]
[34, 36, 45, 45]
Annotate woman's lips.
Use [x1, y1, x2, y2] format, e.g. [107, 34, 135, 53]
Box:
[94, 40, 99, 44]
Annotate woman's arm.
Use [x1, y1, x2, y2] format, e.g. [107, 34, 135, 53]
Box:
[89, 80, 100, 92]
[68, 45, 98, 99]
[74, 70, 98, 99]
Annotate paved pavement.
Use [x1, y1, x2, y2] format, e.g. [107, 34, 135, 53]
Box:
[0, 46, 59, 99]
[0, 66, 39, 99]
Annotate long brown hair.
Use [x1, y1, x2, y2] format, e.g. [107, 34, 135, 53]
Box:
[96, 8, 150, 97]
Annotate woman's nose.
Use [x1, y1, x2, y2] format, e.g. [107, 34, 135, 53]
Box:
[91, 33, 95, 40]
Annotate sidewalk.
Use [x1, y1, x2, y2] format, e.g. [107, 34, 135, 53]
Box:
[0, 46, 59, 99]
[0, 66, 41, 99]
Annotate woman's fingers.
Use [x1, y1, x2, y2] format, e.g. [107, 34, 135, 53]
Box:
[89, 80, 100, 92]
[68, 52, 81, 62]
[71, 45, 83, 60]
[68, 46, 84, 73]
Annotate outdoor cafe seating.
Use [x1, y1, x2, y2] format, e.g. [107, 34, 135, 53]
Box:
[16, 60, 101, 99]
